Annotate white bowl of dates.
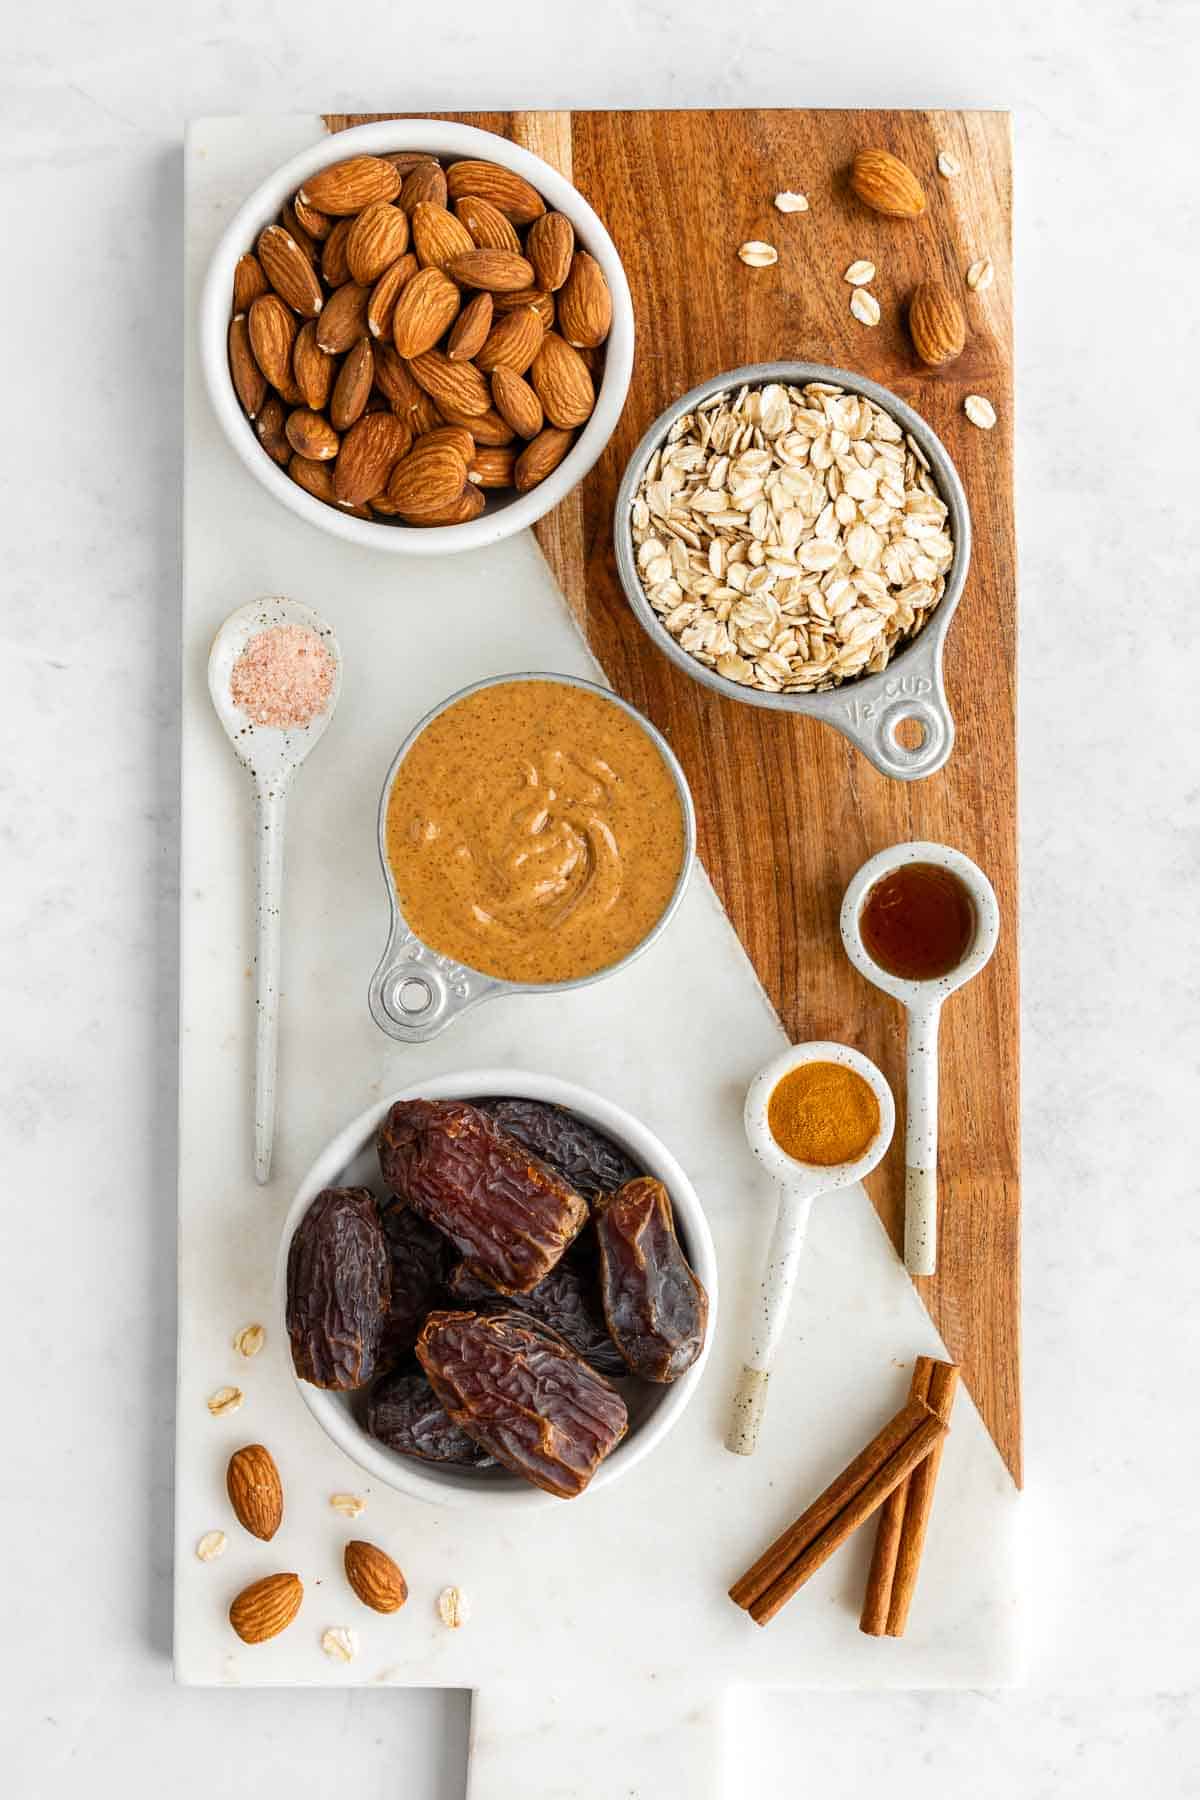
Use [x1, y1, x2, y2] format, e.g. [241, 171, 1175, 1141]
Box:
[277, 1071, 716, 1510]
[201, 120, 633, 552]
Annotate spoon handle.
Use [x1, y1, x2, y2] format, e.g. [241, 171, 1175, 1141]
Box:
[253, 779, 288, 1185]
[904, 1001, 942, 1275]
[727, 1186, 814, 1456]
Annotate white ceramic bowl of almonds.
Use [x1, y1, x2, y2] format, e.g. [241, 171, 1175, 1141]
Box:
[614, 364, 971, 781]
[201, 120, 633, 553]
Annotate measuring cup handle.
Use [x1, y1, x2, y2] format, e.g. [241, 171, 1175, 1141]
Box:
[368, 921, 503, 1045]
[830, 634, 955, 781]
[727, 1186, 814, 1456]
[253, 779, 288, 1185]
[904, 999, 942, 1275]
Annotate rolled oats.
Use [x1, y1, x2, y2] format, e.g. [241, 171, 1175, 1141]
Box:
[737, 241, 779, 267]
[321, 1627, 359, 1664]
[844, 260, 876, 286]
[207, 1385, 244, 1417]
[966, 257, 994, 292]
[774, 191, 809, 212]
[233, 1324, 265, 1358]
[849, 289, 881, 327]
[937, 150, 962, 178]
[195, 1530, 227, 1562]
[964, 394, 997, 429]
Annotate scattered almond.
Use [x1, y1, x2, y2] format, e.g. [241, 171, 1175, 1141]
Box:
[964, 394, 997, 429]
[195, 1530, 227, 1562]
[738, 240, 778, 268]
[344, 1540, 409, 1614]
[226, 1443, 284, 1541]
[849, 148, 927, 218]
[229, 1572, 303, 1644]
[207, 1385, 244, 1418]
[849, 289, 881, 326]
[908, 279, 967, 366]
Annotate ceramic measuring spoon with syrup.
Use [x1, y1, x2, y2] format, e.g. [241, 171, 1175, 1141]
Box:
[209, 597, 342, 1185]
[840, 842, 1000, 1278]
[727, 1043, 895, 1456]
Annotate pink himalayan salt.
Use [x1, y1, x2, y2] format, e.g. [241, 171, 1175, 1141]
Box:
[229, 624, 335, 729]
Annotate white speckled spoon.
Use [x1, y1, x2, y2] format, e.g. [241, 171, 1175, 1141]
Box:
[208, 597, 342, 1185]
[840, 842, 1000, 1278]
[727, 1042, 895, 1456]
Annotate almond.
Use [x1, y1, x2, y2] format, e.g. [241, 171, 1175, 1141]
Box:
[530, 332, 595, 429]
[908, 279, 967, 366]
[374, 342, 426, 414]
[321, 218, 353, 287]
[368, 254, 417, 339]
[247, 294, 297, 393]
[334, 411, 412, 505]
[407, 482, 486, 526]
[468, 445, 516, 489]
[229, 1572, 303, 1644]
[849, 148, 927, 219]
[491, 366, 543, 438]
[392, 267, 461, 358]
[279, 202, 320, 265]
[515, 426, 574, 492]
[445, 160, 545, 225]
[346, 203, 410, 285]
[475, 308, 544, 375]
[454, 195, 522, 255]
[557, 252, 612, 349]
[492, 287, 555, 329]
[315, 282, 370, 354]
[440, 403, 514, 445]
[418, 425, 476, 463]
[385, 152, 442, 179]
[526, 212, 574, 292]
[254, 395, 291, 465]
[233, 252, 269, 315]
[330, 337, 375, 430]
[411, 201, 475, 272]
[445, 249, 535, 293]
[291, 191, 332, 241]
[288, 452, 371, 517]
[400, 161, 448, 215]
[299, 154, 401, 215]
[446, 292, 494, 362]
[229, 314, 266, 418]
[385, 442, 470, 521]
[285, 408, 339, 461]
[293, 319, 334, 409]
[226, 1444, 284, 1541]
[406, 348, 490, 418]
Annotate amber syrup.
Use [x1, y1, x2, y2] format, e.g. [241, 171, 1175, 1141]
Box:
[860, 862, 975, 981]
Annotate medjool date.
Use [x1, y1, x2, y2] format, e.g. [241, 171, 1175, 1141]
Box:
[377, 1098, 587, 1294]
[367, 1367, 494, 1467]
[447, 1257, 626, 1378]
[287, 1187, 390, 1389]
[594, 1178, 708, 1383]
[379, 1200, 453, 1362]
[416, 1309, 628, 1498]
[476, 1097, 642, 1198]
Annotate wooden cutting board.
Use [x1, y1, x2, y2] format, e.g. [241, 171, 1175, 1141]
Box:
[328, 109, 1020, 1484]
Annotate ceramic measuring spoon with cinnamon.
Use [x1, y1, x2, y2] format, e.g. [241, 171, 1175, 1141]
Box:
[840, 842, 1000, 1278]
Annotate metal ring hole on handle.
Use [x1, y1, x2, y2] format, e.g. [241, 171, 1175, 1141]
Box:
[875, 699, 946, 774]
[395, 975, 434, 1016]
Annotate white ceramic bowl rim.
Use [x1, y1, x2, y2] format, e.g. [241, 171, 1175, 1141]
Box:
[743, 1040, 896, 1197]
[200, 119, 634, 555]
[839, 840, 1001, 1008]
[275, 1070, 718, 1511]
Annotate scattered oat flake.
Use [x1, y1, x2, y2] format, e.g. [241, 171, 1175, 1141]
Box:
[850, 289, 881, 326]
[964, 394, 997, 429]
[330, 1493, 367, 1519]
[937, 151, 961, 177]
[738, 241, 778, 268]
[321, 1627, 358, 1664]
[229, 624, 335, 730]
[196, 1531, 227, 1562]
[774, 191, 808, 213]
[233, 1324, 265, 1358]
[844, 260, 876, 287]
[207, 1385, 244, 1417]
[437, 1586, 469, 1629]
[966, 257, 994, 292]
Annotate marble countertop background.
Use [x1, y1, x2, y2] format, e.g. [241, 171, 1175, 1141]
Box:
[3, 1, 1197, 1793]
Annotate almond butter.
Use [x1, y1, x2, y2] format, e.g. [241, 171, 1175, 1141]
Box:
[446, 249, 535, 293]
[247, 293, 297, 393]
[491, 366, 543, 438]
[526, 212, 574, 292]
[293, 319, 334, 409]
[908, 279, 967, 366]
[515, 426, 574, 492]
[226, 1444, 284, 1542]
[400, 161, 448, 215]
[346, 202, 410, 285]
[407, 348, 490, 418]
[454, 194, 522, 255]
[392, 267, 461, 358]
[330, 337, 375, 430]
[491, 287, 555, 329]
[321, 218, 353, 287]
[411, 201, 475, 272]
[446, 160, 545, 225]
[385, 442, 470, 521]
[334, 411, 412, 506]
[468, 445, 516, 489]
[229, 1572, 303, 1645]
[254, 395, 291, 465]
[285, 408, 339, 461]
[229, 314, 266, 419]
[299, 154, 401, 215]
[440, 403, 515, 445]
[233, 252, 270, 315]
[446, 292, 494, 362]
[849, 148, 927, 219]
[530, 332, 595, 429]
[475, 308, 544, 375]
[291, 191, 331, 241]
[557, 252, 612, 348]
[367, 254, 418, 339]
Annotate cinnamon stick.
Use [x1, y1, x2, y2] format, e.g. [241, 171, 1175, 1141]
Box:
[728, 1393, 946, 1621]
[859, 1357, 936, 1635]
[881, 1358, 959, 1636]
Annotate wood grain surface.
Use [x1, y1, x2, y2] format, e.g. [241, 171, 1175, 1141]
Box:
[326, 110, 1020, 1484]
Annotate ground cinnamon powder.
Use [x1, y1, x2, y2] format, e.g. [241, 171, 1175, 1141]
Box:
[767, 1061, 880, 1167]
